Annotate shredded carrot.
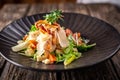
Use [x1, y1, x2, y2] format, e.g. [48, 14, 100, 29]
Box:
[73, 32, 81, 39]
[48, 53, 56, 63]
[44, 51, 49, 58]
[39, 26, 47, 34]
[45, 44, 51, 50]
[35, 20, 47, 28]
[29, 40, 37, 45]
[35, 20, 59, 32]
[65, 28, 73, 36]
[77, 32, 81, 38]
[52, 22, 60, 28]
[29, 40, 38, 49]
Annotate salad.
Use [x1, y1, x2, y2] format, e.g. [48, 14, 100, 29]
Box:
[12, 10, 96, 66]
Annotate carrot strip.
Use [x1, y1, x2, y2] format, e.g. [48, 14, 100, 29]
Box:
[29, 40, 38, 49]
[65, 28, 73, 36]
[48, 53, 56, 63]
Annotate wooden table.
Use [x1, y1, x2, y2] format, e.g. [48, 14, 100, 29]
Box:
[0, 3, 120, 80]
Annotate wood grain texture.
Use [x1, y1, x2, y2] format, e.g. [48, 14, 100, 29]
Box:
[86, 4, 120, 79]
[0, 3, 120, 80]
[0, 4, 29, 77]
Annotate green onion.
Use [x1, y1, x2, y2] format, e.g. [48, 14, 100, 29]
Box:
[77, 43, 96, 52]
[64, 55, 76, 66]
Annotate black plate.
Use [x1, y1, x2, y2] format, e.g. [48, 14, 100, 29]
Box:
[0, 13, 120, 71]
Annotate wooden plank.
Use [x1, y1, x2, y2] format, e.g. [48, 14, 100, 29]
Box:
[0, 4, 120, 80]
[0, 4, 30, 31]
[0, 4, 29, 77]
[27, 3, 120, 80]
[28, 3, 89, 16]
[105, 11, 120, 78]
[0, 57, 6, 76]
[1, 61, 119, 80]
[111, 51, 120, 78]
[86, 4, 120, 79]
[58, 3, 89, 14]
[27, 4, 58, 16]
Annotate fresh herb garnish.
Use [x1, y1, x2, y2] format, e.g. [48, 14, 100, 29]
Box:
[30, 25, 37, 32]
[77, 43, 96, 52]
[56, 35, 81, 65]
[44, 10, 63, 24]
